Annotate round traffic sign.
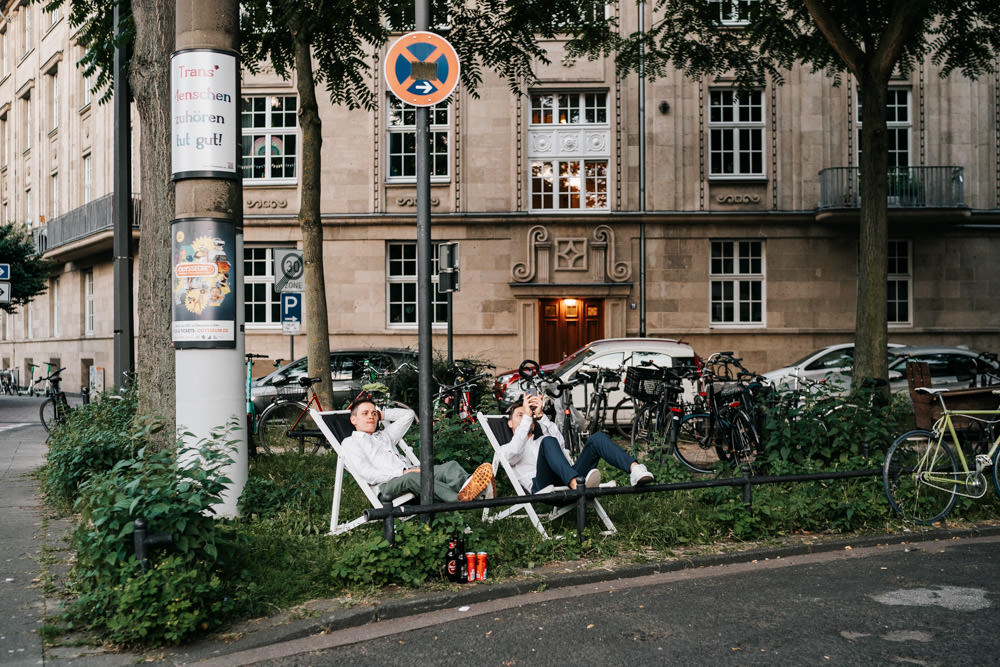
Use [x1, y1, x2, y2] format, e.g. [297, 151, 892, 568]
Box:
[384, 31, 460, 107]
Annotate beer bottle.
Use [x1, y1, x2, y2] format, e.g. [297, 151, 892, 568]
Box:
[445, 534, 459, 582]
[456, 536, 467, 583]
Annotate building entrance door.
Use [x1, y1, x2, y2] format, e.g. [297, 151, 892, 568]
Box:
[538, 298, 604, 365]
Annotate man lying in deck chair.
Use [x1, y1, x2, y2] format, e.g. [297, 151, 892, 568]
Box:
[503, 393, 654, 493]
[341, 397, 494, 502]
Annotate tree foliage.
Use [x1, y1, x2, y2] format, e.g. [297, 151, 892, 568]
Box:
[0, 223, 50, 314]
[575, 0, 1000, 391]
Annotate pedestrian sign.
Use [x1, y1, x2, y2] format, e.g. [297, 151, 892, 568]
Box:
[384, 31, 460, 107]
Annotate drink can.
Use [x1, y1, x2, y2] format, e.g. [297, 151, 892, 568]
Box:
[465, 553, 476, 582]
[476, 551, 487, 581]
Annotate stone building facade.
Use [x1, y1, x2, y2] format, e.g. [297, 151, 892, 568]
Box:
[2, 2, 999, 393]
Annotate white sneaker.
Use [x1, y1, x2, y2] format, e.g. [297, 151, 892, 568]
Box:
[584, 468, 601, 488]
[630, 463, 654, 486]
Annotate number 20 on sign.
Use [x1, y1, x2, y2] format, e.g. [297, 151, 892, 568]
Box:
[384, 31, 460, 107]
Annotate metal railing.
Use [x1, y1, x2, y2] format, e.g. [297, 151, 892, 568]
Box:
[32, 193, 142, 254]
[818, 166, 965, 210]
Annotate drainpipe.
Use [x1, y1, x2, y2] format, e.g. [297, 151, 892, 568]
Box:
[638, 1, 647, 338]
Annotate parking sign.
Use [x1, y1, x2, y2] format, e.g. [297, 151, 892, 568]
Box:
[281, 292, 302, 335]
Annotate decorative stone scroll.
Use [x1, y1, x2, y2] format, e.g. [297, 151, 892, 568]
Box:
[511, 225, 551, 282]
[511, 224, 631, 283]
[592, 225, 631, 281]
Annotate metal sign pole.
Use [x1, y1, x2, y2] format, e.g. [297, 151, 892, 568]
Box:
[415, 0, 434, 507]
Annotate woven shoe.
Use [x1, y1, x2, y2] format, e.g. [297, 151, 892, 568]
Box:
[459, 463, 494, 501]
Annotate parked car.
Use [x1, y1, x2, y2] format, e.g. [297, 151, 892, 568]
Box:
[887, 345, 1000, 393]
[249, 348, 416, 414]
[494, 337, 701, 410]
[762, 342, 998, 393]
[761, 342, 905, 392]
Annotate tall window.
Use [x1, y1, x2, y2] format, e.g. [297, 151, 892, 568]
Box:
[887, 240, 911, 326]
[857, 88, 911, 169]
[82, 153, 92, 203]
[710, 0, 757, 25]
[386, 241, 447, 327]
[26, 303, 33, 339]
[22, 3, 30, 57]
[387, 98, 449, 180]
[50, 172, 58, 218]
[243, 246, 286, 326]
[47, 69, 58, 131]
[709, 89, 764, 177]
[528, 92, 610, 211]
[50, 276, 59, 337]
[23, 92, 31, 151]
[241, 95, 297, 182]
[710, 240, 765, 326]
[1, 27, 7, 76]
[25, 186, 31, 226]
[83, 269, 94, 335]
[0, 111, 7, 167]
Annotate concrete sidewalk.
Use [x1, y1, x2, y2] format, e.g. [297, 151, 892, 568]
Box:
[0, 400, 72, 667]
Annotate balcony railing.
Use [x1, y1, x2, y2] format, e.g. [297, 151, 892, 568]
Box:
[818, 166, 965, 210]
[32, 193, 141, 254]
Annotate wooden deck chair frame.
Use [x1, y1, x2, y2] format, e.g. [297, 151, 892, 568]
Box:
[476, 412, 617, 539]
[310, 409, 420, 536]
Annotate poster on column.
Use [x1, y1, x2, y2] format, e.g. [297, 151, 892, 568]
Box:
[171, 48, 239, 180]
[171, 218, 237, 348]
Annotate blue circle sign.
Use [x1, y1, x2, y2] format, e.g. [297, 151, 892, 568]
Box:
[384, 31, 461, 106]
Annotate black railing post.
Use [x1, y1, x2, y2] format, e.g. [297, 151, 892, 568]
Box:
[576, 475, 587, 543]
[132, 518, 173, 571]
[741, 464, 753, 512]
[382, 497, 396, 545]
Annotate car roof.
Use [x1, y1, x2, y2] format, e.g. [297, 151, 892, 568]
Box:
[581, 337, 694, 353]
[891, 345, 976, 356]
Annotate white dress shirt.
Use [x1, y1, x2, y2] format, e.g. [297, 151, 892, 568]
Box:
[500, 413, 565, 491]
[339, 407, 415, 486]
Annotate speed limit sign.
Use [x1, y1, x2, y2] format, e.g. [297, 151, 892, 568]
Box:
[273, 249, 304, 292]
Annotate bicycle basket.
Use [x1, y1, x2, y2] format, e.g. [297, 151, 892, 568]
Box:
[625, 366, 665, 402]
[710, 381, 742, 400]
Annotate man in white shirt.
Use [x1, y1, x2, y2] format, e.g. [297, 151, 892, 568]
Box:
[342, 398, 493, 502]
[501, 393, 653, 493]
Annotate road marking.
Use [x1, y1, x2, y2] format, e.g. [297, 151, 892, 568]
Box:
[0, 423, 33, 432]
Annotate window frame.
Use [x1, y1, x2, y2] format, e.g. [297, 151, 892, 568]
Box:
[857, 87, 911, 169]
[709, 239, 766, 328]
[887, 239, 912, 327]
[386, 97, 450, 183]
[709, 0, 757, 25]
[243, 246, 290, 329]
[240, 94, 298, 185]
[708, 88, 766, 180]
[385, 240, 448, 329]
[83, 268, 94, 335]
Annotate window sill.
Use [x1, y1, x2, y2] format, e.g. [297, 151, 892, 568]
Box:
[708, 175, 768, 183]
[709, 323, 767, 330]
[242, 179, 298, 188]
[528, 208, 609, 214]
[385, 177, 451, 185]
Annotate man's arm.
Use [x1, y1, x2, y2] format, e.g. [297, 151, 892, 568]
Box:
[500, 415, 534, 465]
[380, 406, 416, 445]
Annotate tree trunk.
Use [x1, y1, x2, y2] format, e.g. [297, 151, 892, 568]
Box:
[293, 35, 334, 409]
[853, 72, 890, 394]
[130, 0, 177, 449]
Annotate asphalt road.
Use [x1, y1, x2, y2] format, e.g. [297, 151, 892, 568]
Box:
[249, 536, 999, 666]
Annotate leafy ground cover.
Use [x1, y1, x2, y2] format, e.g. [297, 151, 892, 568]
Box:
[38, 382, 1000, 648]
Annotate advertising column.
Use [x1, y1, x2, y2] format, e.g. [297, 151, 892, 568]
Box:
[172, 2, 245, 518]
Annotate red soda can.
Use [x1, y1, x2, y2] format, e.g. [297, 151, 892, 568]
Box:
[476, 551, 487, 581]
[465, 553, 476, 582]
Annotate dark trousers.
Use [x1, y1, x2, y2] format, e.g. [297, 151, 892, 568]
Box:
[530, 431, 636, 492]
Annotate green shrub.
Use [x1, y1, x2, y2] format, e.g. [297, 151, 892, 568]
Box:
[42, 388, 139, 510]
[64, 423, 253, 646]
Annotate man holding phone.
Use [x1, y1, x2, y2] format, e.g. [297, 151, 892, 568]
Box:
[342, 397, 494, 502]
[501, 393, 653, 494]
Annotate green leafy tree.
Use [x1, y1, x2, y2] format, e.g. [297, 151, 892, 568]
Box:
[39, 0, 176, 445]
[0, 223, 49, 313]
[579, 0, 1000, 392]
[239, 0, 609, 407]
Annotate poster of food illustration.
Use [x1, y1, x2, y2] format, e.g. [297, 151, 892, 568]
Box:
[171, 218, 236, 348]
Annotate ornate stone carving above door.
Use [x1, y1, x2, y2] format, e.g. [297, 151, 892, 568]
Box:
[511, 224, 631, 283]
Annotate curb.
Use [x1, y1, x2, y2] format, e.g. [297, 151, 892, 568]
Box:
[150, 522, 1000, 664]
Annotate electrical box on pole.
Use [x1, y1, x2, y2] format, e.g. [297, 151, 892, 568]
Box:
[438, 242, 460, 292]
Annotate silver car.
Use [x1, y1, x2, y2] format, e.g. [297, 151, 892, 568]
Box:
[761, 342, 905, 392]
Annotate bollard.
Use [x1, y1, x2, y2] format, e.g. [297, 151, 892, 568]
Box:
[132, 518, 173, 571]
[381, 496, 396, 545]
[576, 474, 587, 543]
[741, 464, 753, 512]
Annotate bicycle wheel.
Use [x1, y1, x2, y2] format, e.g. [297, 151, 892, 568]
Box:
[673, 412, 720, 474]
[728, 411, 761, 471]
[630, 404, 671, 463]
[992, 441, 1000, 499]
[585, 393, 606, 435]
[611, 398, 635, 439]
[257, 401, 309, 455]
[884, 429, 958, 524]
[39, 398, 58, 433]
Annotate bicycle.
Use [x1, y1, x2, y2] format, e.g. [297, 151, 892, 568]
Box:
[433, 363, 493, 424]
[883, 387, 1000, 524]
[38, 367, 72, 433]
[244, 353, 269, 456]
[0, 368, 14, 395]
[575, 364, 623, 437]
[255, 375, 328, 455]
[677, 352, 770, 474]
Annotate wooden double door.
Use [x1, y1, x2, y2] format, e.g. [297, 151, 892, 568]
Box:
[538, 298, 604, 365]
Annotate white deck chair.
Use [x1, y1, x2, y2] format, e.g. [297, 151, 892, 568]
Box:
[310, 409, 420, 536]
[476, 412, 617, 539]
